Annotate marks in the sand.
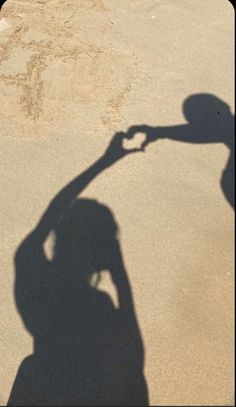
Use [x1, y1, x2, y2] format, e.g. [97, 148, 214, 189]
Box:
[73, 0, 107, 12]
[101, 85, 133, 130]
[0, 20, 102, 120]
[40, 49, 136, 131]
[0, 0, 137, 131]
[20, 54, 46, 120]
[0, 24, 46, 120]
[1, 32, 136, 127]
[0, 25, 25, 64]
[0, 56, 46, 120]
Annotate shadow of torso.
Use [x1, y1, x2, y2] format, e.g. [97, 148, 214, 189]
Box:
[9, 249, 145, 406]
[221, 126, 235, 208]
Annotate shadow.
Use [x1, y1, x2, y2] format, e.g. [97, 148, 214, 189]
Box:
[128, 93, 235, 208]
[8, 92, 233, 406]
[8, 133, 148, 406]
[0, 0, 6, 10]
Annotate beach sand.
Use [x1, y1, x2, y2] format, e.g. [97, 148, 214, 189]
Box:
[0, 0, 234, 405]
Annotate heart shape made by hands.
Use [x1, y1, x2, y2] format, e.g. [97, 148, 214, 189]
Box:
[122, 132, 146, 151]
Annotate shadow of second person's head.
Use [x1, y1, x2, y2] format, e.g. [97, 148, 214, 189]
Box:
[183, 93, 232, 129]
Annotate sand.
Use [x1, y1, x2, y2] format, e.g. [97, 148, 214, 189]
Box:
[0, 0, 234, 405]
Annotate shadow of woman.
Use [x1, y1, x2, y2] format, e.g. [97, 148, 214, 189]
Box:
[128, 93, 235, 208]
[8, 133, 148, 406]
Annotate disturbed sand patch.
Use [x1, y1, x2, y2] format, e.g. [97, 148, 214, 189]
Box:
[0, 0, 137, 135]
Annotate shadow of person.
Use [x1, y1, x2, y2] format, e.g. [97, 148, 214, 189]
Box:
[8, 133, 148, 406]
[128, 93, 235, 208]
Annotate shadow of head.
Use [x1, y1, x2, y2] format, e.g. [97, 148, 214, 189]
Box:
[53, 198, 119, 284]
[183, 93, 231, 126]
[183, 93, 234, 208]
[11, 198, 149, 406]
[183, 93, 232, 128]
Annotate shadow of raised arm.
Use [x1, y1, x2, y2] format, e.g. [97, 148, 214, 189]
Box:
[9, 130, 148, 406]
[27, 132, 142, 247]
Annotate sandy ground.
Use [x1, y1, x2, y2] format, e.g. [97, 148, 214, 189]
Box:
[0, 0, 234, 405]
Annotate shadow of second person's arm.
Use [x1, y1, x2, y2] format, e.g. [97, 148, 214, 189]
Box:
[127, 93, 234, 208]
[128, 93, 234, 151]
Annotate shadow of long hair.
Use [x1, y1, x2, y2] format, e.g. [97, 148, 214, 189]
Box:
[8, 197, 148, 406]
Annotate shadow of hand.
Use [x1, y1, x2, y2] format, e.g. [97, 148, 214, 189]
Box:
[127, 125, 161, 151]
[102, 131, 144, 166]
